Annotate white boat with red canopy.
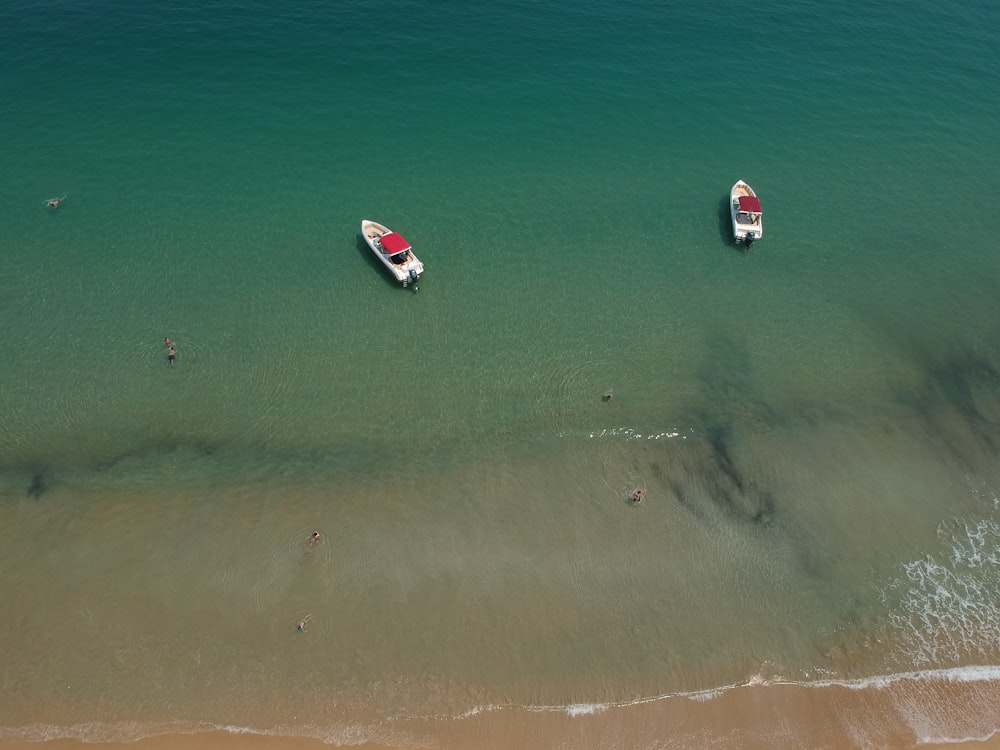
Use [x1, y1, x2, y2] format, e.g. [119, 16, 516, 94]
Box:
[730, 180, 763, 246]
[361, 219, 424, 288]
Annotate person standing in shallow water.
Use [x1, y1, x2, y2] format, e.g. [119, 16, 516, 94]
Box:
[167, 345, 176, 366]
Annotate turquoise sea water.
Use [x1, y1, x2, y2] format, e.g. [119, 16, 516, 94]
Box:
[2, 0, 1000, 746]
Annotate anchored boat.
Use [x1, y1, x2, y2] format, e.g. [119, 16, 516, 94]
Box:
[730, 181, 763, 247]
[361, 219, 424, 288]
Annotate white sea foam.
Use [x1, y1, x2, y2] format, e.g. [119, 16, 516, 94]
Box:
[810, 664, 1000, 690]
[517, 665, 1000, 717]
[684, 686, 730, 703]
[586, 426, 688, 441]
[564, 703, 606, 717]
[916, 728, 1000, 746]
[882, 516, 1000, 666]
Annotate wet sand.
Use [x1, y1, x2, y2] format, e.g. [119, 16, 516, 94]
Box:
[4, 673, 999, 750]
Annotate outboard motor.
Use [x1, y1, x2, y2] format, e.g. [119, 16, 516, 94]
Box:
[744, 233, 755, 248]
[407, 268, 419, 289]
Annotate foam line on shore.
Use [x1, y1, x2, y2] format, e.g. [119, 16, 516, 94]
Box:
[5, 664, 1000, 746]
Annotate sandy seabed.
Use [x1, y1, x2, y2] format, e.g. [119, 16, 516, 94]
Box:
[4, 674, 1000, 750]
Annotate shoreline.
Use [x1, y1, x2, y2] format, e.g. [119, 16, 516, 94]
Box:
[4, 669, 1000, 750]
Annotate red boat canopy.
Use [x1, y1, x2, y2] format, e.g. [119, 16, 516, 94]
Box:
[738, 195, 761, 213]
[380, 232, 411, 254]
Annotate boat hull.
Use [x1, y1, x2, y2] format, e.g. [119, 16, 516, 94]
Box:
[361, 220, 424, 287]
[730, 181, 763, 245]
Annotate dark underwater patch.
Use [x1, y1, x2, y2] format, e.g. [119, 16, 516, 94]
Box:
[895, 343, 1000, 463]
[699, 426, 775, 526]
[669, 336, 780, 526]
[26, 472, 46, 498]
[707, 425, 745, 494]
[2, 437, 226, 499]
[859, 302, 1000, 462]
[926, 351, 999, 442]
